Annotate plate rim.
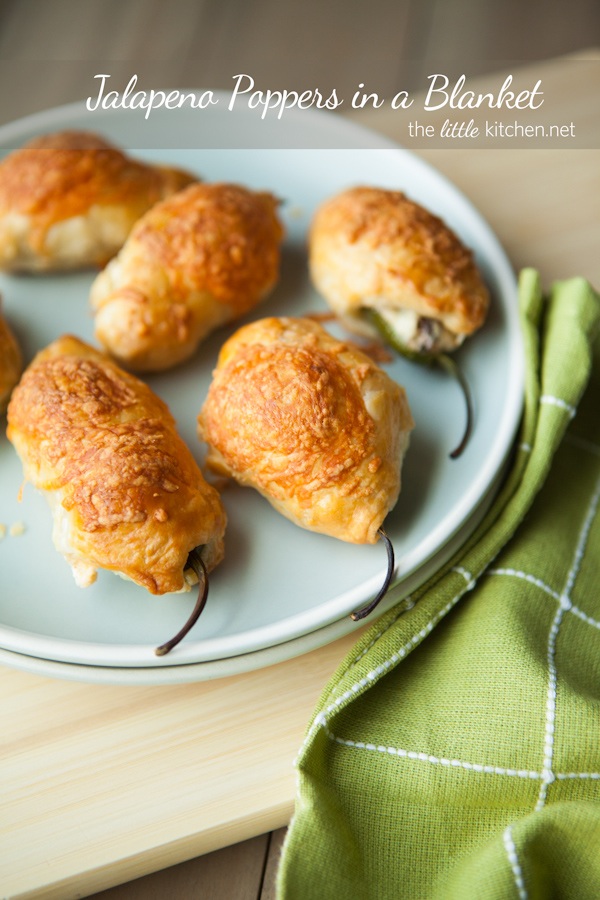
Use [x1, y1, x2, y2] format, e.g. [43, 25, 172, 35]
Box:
[0, 98, 523, 672]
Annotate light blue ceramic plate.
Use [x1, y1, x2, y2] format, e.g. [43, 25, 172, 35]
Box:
[0, 97, 523, 677]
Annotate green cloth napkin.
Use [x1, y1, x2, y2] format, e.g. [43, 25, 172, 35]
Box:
[277, 270, 600, 900]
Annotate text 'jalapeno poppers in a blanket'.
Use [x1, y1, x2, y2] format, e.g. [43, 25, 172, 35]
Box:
[0, 130, 196, 272]
[7, 335, 226, 655]
[309, 186, 490, 457]
[198, 316, 414, 620]
[91, 182, 284, 372]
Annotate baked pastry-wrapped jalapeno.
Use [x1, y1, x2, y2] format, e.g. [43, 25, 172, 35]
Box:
[7, 335, 226, 654]
[309, 186, 490, 457]
[91, 182, 284, 372]
[198, 316, 414, 619]
[0, 130, 196, 272]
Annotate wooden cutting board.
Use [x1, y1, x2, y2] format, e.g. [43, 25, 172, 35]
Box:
[1, 51, 598, 899]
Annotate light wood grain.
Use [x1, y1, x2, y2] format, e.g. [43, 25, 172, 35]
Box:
[0, 631, 369, 899]
[0, 51, 598, 900]
[89, 834, 270, 900]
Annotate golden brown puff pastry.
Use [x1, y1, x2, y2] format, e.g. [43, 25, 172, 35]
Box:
[90, 182, 284, 372]
[309, 186, 490, 355]
[0, 300, 22, 414]
[198, 316, 413, 545]
[7, 335, 226, 594]
[0, 130, 196, 272]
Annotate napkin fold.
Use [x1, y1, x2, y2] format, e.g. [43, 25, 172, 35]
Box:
[277, 270, 600, 900]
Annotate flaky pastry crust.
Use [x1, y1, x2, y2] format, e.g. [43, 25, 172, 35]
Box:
[309, 186, 489, 339]
[7, 335, 226, 594]
[0, 130, 196, 272]
[0, 301, 22, 414]
[91, 182, 284, 371]
[198, 317, 413, 544]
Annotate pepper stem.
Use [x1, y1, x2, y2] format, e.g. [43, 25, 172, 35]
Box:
[154, 547, 208, 656]
[436, 353, 473, 459]
[361, 308, 473, 459]
[351, 527, 395, 621]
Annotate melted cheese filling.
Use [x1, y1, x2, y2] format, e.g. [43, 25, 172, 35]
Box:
[375, 305, 463, 354]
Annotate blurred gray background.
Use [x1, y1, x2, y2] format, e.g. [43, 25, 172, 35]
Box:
[0, 0, 598, 124]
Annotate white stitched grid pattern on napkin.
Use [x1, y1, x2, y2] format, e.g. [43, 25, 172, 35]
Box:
[278, 273, 600, 900]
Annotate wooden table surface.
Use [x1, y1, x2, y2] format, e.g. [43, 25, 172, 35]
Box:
[1, 53, 598, 899]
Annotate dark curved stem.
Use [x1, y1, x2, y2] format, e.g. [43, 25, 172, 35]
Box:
[351, 527, 395, 621]
[360, 308, 473, 459]
[437, 353, 473, 459]
[154, 548, 208, 656]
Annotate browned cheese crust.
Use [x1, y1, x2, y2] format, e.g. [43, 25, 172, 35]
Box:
[0, 130, 196, 271]
[198, 317, 414, 544]
[309, 186, 489, 337]
[91, 182, 284, 371]
[7, 335, 226, 593]
[0, 302, 22, 414]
